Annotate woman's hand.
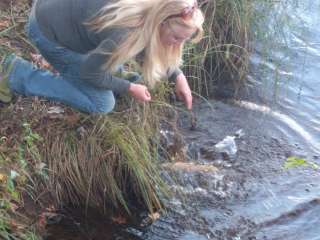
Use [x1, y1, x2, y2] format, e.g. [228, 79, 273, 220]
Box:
[175, 73, 192, 110]
[128, 83, 151, 102]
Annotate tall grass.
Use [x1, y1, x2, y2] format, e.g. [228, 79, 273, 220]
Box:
[184, 0, 294, 98]
[183, 0, 252, 97]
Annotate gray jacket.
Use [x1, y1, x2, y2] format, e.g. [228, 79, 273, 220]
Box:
[35, 0, 182, 94]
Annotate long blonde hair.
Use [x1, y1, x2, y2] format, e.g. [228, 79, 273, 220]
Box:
[88, 0, 204, 87]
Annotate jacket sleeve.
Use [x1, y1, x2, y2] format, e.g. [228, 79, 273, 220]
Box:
[167, 67, 183, 82]
[79, 38, 131, 95]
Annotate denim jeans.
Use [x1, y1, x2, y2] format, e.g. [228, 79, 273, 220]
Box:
[8, 2, 115, 113]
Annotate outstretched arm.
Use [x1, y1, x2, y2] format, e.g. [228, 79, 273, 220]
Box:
[175, 72, 192, 110]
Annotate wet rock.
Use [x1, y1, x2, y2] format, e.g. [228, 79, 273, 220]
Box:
[200, 145, 220, 161]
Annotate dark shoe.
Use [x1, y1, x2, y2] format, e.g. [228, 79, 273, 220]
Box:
[0, 53, 16, 103]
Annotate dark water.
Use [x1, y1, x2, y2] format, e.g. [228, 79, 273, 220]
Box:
[46, 1, 320, 239]
[134, 1, 320, 239]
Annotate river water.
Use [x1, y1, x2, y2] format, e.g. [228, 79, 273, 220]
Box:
[46, 1, 320, 239]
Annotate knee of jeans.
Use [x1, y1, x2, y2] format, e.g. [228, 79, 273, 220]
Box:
[95, 92, 116, 113]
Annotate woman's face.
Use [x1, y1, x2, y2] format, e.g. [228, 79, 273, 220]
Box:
[160, 21, 196, 46]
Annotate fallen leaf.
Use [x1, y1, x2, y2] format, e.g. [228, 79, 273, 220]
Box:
[0, 20, 10, 29]
[65, 114, 80, 125]
[162, 162, 218, 173]
[48, 106, 64, 114]
[0, 173, 7, 182]
[148, 212, 161, 222]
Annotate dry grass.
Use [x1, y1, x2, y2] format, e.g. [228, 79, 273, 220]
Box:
[0, 0, 34, 59]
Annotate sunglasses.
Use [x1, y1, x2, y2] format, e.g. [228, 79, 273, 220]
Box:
[164, 1, 198, 21]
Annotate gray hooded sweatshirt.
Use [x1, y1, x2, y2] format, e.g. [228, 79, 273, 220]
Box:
[35, 0, 182, 95]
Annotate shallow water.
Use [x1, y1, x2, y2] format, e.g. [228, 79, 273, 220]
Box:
[247, 0, 320, 155]
[46, 1, 320, 239]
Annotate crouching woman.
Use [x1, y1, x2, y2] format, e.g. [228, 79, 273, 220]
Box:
[0, 0, 204, 113]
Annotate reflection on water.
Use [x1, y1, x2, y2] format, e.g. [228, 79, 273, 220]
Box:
[248, 0, 320, 157]
[254, 199, 320, 240]
[235, 100, 320, 153]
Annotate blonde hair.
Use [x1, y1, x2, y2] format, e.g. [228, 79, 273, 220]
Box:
[88, 0, 204, 87]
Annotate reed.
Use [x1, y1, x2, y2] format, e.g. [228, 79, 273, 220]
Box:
[183, 0, 292, 98]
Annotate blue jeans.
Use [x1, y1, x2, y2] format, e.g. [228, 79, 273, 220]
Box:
[8, 3, 115, 113]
